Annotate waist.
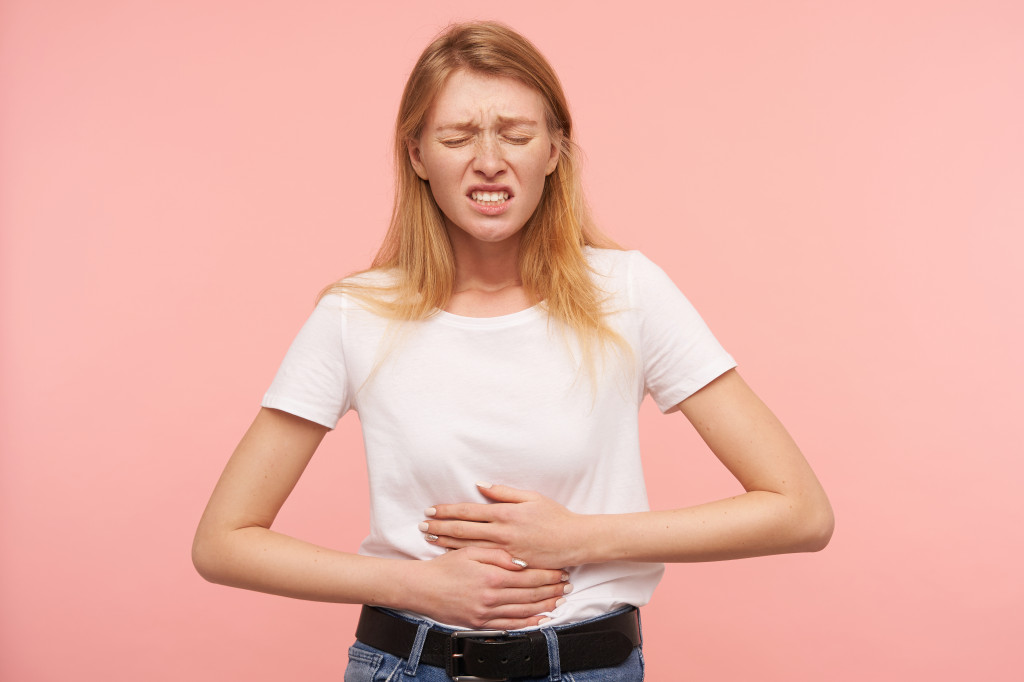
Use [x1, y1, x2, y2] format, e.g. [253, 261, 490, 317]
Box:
[355, 604, 641, 680]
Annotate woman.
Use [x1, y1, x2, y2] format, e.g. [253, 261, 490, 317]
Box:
[192, 21, 833, 681]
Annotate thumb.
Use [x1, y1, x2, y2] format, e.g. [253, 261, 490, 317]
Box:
[476, 481, 536, 503]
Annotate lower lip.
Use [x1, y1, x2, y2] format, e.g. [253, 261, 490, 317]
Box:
[467, 195, 512, 216]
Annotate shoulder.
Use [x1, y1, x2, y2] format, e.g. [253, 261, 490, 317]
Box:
[584, 246, 634, 277]
[332, 267, 399, 291]
[583, 247, 669, 289]
[349, 267, 398, 285]
[318, 267, 401, 310]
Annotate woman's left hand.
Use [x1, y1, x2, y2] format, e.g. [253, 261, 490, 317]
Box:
[420, 483, 588, 570]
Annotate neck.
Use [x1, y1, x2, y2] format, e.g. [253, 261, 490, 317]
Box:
[447, 227, 522, 293]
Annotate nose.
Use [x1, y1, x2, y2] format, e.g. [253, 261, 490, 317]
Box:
[472, 136, 506, 178]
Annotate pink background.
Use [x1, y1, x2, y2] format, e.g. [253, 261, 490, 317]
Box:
[2, 1, 1021, 680]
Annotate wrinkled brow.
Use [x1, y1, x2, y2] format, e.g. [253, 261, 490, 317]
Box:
[435, 115, 540, 132]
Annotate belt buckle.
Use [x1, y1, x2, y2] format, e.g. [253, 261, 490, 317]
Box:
[449, 628, 510, 681]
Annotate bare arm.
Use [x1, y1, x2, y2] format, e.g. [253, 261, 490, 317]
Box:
[192, 407, 570, 628]
[422, 370, 834, 567]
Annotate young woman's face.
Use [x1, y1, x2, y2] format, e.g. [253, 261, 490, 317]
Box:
[408, 70, 560, 248]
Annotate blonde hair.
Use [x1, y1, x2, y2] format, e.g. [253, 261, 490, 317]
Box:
[324, 21, 626, 368]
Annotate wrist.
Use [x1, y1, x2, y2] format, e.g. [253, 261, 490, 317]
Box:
[569, 513, 610, 565]
[576, 512, 644, 565]
[368, 557, 419, 612]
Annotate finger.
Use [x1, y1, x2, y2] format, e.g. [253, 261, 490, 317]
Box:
[476, 608, 559, 630]
[457, 547, 542, 575]
[421, 519, 498, 543]
[498, 568, 572, 589]
[454, 595, 561, 631]
[428, 535, 502, 553]
[479, 616, 550, 630]
[427, 502, 497, 522]
[459, 549, 572, 590]
[494, 584, 571, 606]
[478, 594, 568, 626]
[476, 481, 538, 504]
[465, 549, 570, 585]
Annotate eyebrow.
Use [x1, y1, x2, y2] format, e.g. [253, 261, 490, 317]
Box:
[434, 116, 540, 133]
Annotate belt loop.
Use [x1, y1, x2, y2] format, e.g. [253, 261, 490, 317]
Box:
[540, 627, 561, 681]
[403, 621, 430, 676]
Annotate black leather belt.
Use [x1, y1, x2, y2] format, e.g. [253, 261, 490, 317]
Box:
[355, 605, 640, 681]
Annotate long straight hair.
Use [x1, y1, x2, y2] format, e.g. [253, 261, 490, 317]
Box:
[324, 21, 626, 367]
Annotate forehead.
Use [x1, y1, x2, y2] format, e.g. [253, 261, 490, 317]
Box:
[426, 70, 547, 128]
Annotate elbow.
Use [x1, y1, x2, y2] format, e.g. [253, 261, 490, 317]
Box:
[796, 498, 834, 553]
[191, 527, 228, 585]
[191, 533, 215, 582]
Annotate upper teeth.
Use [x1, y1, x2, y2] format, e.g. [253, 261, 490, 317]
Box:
[471, 191, 509, 202]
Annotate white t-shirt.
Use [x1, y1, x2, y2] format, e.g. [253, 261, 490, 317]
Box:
[262, 248, 736, 627]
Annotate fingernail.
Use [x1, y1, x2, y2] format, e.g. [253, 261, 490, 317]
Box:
[476, 481, 492, 489]
[424, 507, 436, 517]
[563, 583, 574, 594]
[418, 522, 429, 532]
[511, 558, 528, 569]
[560, 572, 570, 582]
[425, 533, 438, 541]
[555, 597, 566, 607]
[538, 617, 552, 625]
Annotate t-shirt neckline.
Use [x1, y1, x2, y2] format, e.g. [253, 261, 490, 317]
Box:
[433, 304, 544, 328]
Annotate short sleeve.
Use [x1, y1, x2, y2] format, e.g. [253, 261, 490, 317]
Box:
[629, 252, 737, 412]
[261, 294, 350, 429]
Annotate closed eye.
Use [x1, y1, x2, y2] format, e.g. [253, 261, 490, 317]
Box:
[439, 137, 472, 148]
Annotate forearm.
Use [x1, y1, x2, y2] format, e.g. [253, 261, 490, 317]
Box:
[192, 524, 571, 629]
[192, 525, 407, 607]
[425, 478, 833, 569]
[575, 490, 834, 565]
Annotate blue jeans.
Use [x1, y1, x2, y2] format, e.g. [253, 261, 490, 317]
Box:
[343, 607, 644, 681]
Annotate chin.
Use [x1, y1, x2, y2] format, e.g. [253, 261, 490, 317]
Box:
[449, 218, 525, 245]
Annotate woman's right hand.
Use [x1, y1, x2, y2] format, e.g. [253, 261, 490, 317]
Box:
[400, 547, 572, 630]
